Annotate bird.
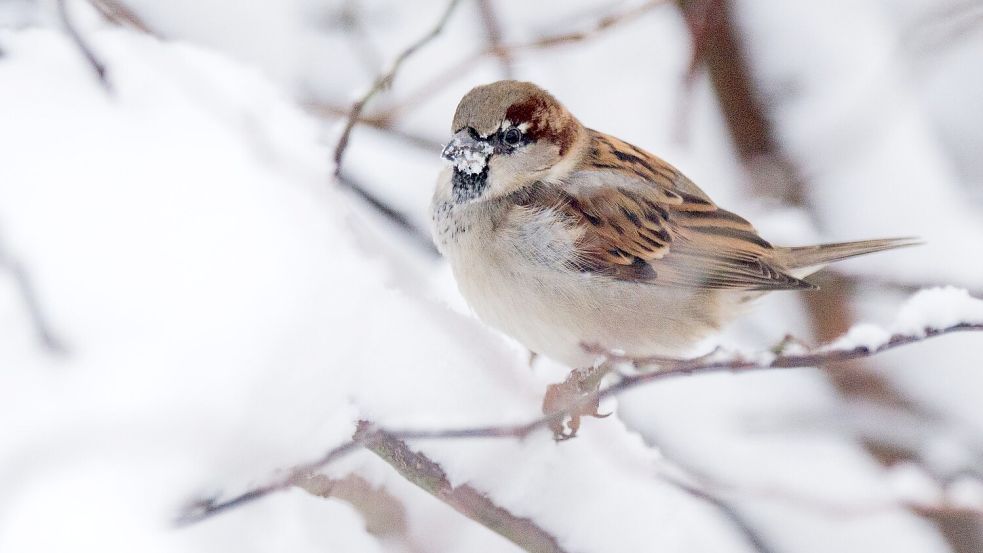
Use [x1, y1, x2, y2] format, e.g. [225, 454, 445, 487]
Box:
[431, 80, 915, 438]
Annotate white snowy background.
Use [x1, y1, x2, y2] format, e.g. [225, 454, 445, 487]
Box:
[1, 0, 982, 552]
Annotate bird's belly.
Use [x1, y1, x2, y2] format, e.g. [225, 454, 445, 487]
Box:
[449, 247, 730, 368]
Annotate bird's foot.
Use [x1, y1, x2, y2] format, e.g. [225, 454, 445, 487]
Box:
[542, 365, 612, 441]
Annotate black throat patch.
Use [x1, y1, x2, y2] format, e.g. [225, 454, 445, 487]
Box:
[451, 165, 489, 203]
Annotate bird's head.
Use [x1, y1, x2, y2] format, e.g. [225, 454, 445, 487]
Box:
[440, 80, 586, 204]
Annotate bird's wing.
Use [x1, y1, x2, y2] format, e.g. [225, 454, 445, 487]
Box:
[513, 130, 815, 291]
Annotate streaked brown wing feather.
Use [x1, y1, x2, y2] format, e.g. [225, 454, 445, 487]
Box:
[516, 130, 815, 291]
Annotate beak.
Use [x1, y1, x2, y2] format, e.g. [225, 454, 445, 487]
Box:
[441, 129, 493, 174]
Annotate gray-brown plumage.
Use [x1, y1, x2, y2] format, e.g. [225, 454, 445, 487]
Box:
[431, 80, 916, 369]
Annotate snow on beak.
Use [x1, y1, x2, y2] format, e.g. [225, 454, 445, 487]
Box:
[441, 129, 494, 175]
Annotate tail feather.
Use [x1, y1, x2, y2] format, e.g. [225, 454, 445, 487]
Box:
[776, 237, 921, 274]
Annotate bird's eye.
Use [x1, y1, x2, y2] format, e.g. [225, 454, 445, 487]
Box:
[502, 127, 523, 146]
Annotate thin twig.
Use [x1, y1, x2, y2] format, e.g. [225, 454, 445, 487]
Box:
[356, 422, 570, 553]
[322, 0, 667, 250]
[332, 0, 463, 177]
[87, 0, 157, 36]
[506, 0, 666, 51]
[659, 467, 983, 524]
[664, 476, 778, 553]
[331, 0, 385, 76]
[337, 172, 440, 258]
[56, 0, 113, 93]
[0, 232, 69, 354]
[304, 101, 443, 152]
[375, 0, 667, 122]
[177, 320, 983, 523]
[476, 0, 513, 78]
[175, 438, 367, 525]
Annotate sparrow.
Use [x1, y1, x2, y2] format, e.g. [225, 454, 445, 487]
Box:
[431, 80, 914, 436]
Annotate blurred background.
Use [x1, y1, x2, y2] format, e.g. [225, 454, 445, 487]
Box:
[1, 0, 982, 552]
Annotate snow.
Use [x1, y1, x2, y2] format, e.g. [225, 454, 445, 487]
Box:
[830, 323, 894, 352]
[441, 135, 494, 175]
[2, 1, 982, 553]
[825, 287, 982, 352]
[894, 286, 983, 334]
[0, 18, 760, 553]
[887, 462, 944, 505]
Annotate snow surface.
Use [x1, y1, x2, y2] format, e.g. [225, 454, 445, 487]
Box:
[827, 287, 983, 351]
[2, 1, 982, 552]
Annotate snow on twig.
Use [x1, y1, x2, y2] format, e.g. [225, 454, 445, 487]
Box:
[177, 288, 983, 525]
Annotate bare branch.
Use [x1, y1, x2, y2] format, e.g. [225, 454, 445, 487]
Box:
[659, 467, 983, 524]
[476, 0, 513, 78]
[504, 0, 666, 51]
[375, 0, 668, 122]
[356, 422, 571, 553]
[596, 323, 983, 377]
[0, 232, 69, 354]
[87, 0, 157, 36]
[175, 438, 367, 525]
[56, 0, 113, 93]
[664, 476, 778, 553]
[177, 319, 983, 524]
[337, 172, 440, 258]
[332, 0, 463, 177]
[304, 101, 443, 152]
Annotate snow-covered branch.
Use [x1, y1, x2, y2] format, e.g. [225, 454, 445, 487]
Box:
[178, 288, 983, 525]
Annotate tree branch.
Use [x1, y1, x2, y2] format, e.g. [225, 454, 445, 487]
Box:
[663, 475, 778, 553]
[332, 0, 463, 177]
[374, 0, 668, 123]
[0, 231, 68, 354]
[476, 0, 513, 78]
[355, 422, 570, 553]
[299, 473, 425, 551]
[337, 172, 440, 258]
[56, 0, 113, 93]
[177, 318, 983, 524]
[87, 0, 157, 36]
